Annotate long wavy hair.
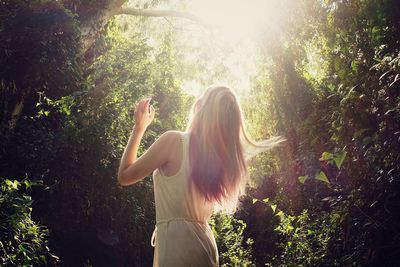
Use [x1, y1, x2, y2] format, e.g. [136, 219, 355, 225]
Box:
[187, 85, 284, 213]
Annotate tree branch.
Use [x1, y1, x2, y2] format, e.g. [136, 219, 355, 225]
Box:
[116, 7, 210, 27]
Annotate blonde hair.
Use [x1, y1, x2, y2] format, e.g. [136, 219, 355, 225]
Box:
[186, 85, 285, 214]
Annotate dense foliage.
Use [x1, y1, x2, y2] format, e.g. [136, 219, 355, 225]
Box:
[1, 0, 399, 266]
[210, 213, 254, 267]
[243, 0, 400, 266]
[0, 178, 58, 265]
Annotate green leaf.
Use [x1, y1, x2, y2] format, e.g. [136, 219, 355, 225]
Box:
[18, 244, 26, 252]
[252, 198, 258, 204]
[270, 204, 277, 213]
[298, 175, 309, 184]
[333, 151, 347, 169]
[315, 171, 329, 183]
[24, 180, 32, 189]
[5, 179, 20, 189]
[319, 152, 333, 161]
[262, 198, 269, 203]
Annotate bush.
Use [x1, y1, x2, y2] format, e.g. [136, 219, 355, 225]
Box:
[270, 209, 341, 267]
[210, 212, 255, 267]
[0, 177, 58, 266]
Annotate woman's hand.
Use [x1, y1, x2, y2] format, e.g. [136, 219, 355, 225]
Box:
[134, 97, 155, 131]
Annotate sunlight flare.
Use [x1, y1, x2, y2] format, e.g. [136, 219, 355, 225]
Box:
[188, 0, 286, 41]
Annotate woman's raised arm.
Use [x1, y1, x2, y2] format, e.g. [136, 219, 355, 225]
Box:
[117, 98, 175, 186]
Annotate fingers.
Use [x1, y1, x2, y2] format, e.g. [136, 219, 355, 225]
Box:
[148, 105, 155, 123]
[139, 99, 147, 113]
[135, 97, 151, 114]
[143, 98, 151, 110]
[133, 98, 155, 129]
[134, 101, 142, 115]
[144, 98, 151, 113]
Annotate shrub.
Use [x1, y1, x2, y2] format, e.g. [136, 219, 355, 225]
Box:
[210, 212, 255, 267]
[0, 177, 58, 266]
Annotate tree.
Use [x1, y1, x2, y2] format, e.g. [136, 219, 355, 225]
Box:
[0, 0, 204, 129]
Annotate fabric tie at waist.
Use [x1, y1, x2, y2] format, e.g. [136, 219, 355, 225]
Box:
[151, 217, 208, 247]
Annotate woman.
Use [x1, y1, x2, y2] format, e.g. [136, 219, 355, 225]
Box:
[118, 85, 284, 267]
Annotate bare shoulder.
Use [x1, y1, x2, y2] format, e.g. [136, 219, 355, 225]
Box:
[158, 130, 184, 148]
[157, 131, 185, 175]
[161, 130, 183, 136]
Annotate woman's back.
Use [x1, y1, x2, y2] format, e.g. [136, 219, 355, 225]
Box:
[118, 88, 284, 266]
[151, 131, 219, 267]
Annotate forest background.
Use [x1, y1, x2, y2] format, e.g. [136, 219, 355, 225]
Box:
[1, 0, 399, 266]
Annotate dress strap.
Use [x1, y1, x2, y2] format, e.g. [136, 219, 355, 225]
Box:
[181, 132, 190, 170]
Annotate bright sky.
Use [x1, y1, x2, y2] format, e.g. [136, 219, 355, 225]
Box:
[188, 0, 284, 39]
[177, 0, 288, 97]
[123, 0, 292, 97]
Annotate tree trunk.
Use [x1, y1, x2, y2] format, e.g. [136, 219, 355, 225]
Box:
[62, 0, 207, 56]
[7, 92, 27, 130]
[62, 0, 125, 54]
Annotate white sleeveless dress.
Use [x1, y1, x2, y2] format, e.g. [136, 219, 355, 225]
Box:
[151, 132, 219, 267]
